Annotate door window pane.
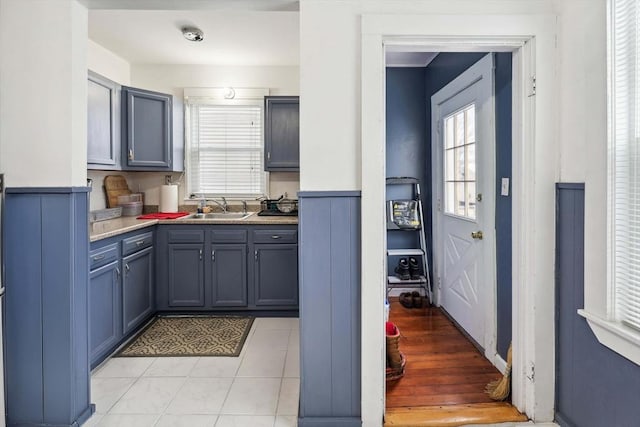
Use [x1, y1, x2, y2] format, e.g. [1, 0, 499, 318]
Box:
[443, 104, 476, 219]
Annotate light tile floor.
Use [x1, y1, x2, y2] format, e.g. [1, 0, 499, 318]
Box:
[85, 317, 299, 427]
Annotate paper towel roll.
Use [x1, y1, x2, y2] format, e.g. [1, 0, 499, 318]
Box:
[160, 185, 179, 213]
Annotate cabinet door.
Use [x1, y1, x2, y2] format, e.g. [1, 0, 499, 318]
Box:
[122, 246, 154, 335]
[264, 96, 299, 171]
[89, 260, 120, 364]
[88, 71, 120, 169]
[211, 244, 247, 307]
[254, 244, 298, 306]
[122, 86, 172, 170]
[168, 243, 205, 307]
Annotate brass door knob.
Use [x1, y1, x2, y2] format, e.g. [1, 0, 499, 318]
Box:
[471, 230, 484, 240]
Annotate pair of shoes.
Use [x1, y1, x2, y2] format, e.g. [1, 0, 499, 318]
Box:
[399, 291, 423, 308]
[394, 257, 422, 280]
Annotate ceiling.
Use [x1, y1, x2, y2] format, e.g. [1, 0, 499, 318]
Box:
[88, 10, 299, 66]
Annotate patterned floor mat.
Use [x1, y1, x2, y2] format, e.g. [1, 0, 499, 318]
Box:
[116, 316, 254, 357]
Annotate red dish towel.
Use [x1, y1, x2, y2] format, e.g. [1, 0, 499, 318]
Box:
[137, 212, 190, 220]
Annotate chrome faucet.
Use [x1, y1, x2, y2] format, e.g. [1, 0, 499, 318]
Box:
[241, 200, 247, 214]
[209, 197, 228, 213]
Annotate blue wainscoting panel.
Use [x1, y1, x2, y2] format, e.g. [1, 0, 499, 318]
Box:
[555, 184, 640, 427]
[298, 191, 361, 427]
[4, 188, 93, 427]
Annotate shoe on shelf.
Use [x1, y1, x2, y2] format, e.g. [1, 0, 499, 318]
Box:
[412, 291, 423, 308]
[399, 292, 413, 308]
[395, 258, 411, 280]
[408, 257, 421, 280]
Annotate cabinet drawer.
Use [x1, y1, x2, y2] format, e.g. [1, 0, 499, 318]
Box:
[168, 229, 205, 243]
[211, 229, 247, 244]
[89, 243, 119, 270]
[122, 232, 154, 256]
[252, 230, 298, 244]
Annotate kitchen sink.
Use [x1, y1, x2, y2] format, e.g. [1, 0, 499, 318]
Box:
[184, 212, 253, 220]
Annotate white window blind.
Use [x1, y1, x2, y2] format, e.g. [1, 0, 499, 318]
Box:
[186, 101, 265, 198]
[610, 0, 640, 330]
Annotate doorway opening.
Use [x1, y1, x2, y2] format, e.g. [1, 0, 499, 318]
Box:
[383, 51, 522, 425]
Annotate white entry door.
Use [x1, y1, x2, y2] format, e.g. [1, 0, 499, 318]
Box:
[431, 54, 496, 350]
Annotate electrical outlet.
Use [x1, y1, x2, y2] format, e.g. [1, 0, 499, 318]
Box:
[501, 178, 510, 196]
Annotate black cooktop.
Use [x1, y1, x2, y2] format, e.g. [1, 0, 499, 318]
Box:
[257, 209, 298, 217]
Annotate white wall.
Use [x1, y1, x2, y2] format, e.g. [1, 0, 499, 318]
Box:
[88, 39, 131, 85]
[298, 0, 557, 191]
[0, 0, 87, 188]
[553, 0, 608, 318]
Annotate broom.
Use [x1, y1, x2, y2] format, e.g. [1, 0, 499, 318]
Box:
[486, 342, 512, 401]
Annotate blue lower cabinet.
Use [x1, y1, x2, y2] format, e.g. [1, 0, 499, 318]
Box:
[211, 244, 247, 307]
[168, 243, 205, 307]
[122, 246, 154, 335]
[254, 244, 298, 306]
[89, 229, 155, 367]
[157, 225, 298, 311]
[89, 260, 121, 362]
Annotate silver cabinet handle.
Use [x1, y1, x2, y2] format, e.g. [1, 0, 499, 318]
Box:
[92, 254, 105, 261]
[135, 240, 145, 246]
[124, 264, 130, 274]
[128, 149, 134, 160]
[199, 249, 203, 260]
[211, 250, 215, 261]
[271, 235, 281, 239]
[115, 267, 121, 279]
[255, 250, 258, 261]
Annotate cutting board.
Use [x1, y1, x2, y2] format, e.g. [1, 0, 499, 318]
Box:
[104, 175, 131, 208]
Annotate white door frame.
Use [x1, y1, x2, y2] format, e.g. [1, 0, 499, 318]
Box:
[361, 14, 558, 427]
[431, 53, 497, 361]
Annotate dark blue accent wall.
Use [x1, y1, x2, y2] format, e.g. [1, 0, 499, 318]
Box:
[494, 53, 513, 359]
[555, 184, 640, 427]
[386, 68, 427, 268]
[298, 191, 361, 427]
[386, 53, 513, 359]
[4, 188, 94, 427]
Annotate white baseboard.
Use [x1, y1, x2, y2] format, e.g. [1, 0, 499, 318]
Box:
[493, 353, 508, 375]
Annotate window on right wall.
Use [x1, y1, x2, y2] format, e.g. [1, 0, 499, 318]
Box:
[580, 0, 640, 366]
[609, 0, 640, 332]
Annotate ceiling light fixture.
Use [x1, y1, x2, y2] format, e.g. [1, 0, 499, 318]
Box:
[182, 26, 204, 42]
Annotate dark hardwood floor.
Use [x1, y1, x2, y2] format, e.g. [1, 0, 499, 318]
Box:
[384, 297, 528, 426]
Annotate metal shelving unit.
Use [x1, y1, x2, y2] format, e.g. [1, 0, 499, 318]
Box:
[386, 177, 432, 304]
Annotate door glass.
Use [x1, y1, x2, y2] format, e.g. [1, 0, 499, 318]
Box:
[443, 104, 476, 219]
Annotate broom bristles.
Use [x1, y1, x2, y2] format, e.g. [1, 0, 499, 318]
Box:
[486, 343, 512, 401]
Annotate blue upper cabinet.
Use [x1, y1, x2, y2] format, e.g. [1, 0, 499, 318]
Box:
[122, 86, 173, 170]
[264, 96, 299, 171]
[88, 71, 120, 169]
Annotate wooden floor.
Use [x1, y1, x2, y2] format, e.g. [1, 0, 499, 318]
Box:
[385, 298, 528, 426]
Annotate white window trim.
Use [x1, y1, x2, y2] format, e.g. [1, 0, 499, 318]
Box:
[578, 0, 640, 367]
[183, 87, 270, 201]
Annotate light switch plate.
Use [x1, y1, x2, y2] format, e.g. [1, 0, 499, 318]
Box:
[501, 178, 510, 196]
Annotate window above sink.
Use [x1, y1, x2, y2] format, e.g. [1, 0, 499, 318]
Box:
[184, 88, 270, 200]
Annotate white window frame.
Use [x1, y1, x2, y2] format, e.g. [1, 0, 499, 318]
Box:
[579, 0, 640, 366]
[183, 87, 270, 200]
